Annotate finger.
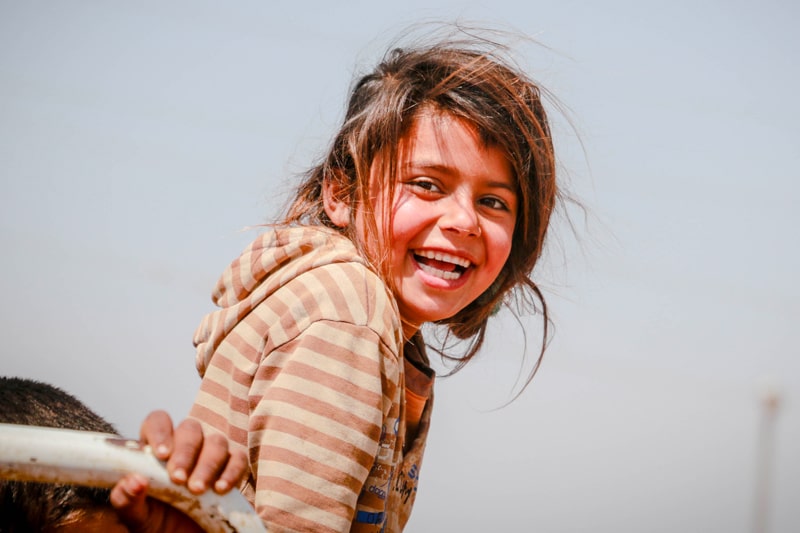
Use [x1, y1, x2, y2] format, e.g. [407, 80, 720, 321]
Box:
[186, 431, 230, 494]
[140, 410, 175, 460]
[110, 473, 150, 528]
[213, 448, 248, 494]
[167, 418, 203, 486]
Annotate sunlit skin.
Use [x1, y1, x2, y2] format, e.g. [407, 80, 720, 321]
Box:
[326, 108, 518, 339]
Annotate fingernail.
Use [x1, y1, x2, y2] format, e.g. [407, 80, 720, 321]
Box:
[189, 479, 205, 492]
[156, 444, 169, 457]
[215, 479, 230, 492]
[172, 468, 187, 483]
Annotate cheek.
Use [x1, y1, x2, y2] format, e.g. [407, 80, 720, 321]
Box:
[388, 205, 416, 241]
[486, 224, 515, 272]
[385, 193, 427, 245]
[354, 192, 408, 267]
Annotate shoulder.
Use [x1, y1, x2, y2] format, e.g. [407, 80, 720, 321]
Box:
[214, 225, 366, 307]
[275, 262, 401, 352]
[254, 227, 402, 354]
[250, 225, 364, 268]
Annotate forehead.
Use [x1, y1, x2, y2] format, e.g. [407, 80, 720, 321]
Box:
[400, 107, 480, 151]
[397, 109, 516, 185]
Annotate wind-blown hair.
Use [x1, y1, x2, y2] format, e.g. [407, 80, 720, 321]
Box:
[282, 29, 560, 388]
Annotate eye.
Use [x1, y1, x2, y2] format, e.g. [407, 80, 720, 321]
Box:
[479, 196, 511, 211]
[406, 178, 442, 194]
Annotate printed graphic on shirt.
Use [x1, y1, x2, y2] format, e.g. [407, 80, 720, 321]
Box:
[392, 462, 419, 505]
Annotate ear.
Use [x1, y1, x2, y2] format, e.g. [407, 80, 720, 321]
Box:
[322, 172, 351, 228]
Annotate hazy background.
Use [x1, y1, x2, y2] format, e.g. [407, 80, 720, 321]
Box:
[2, 1, 798, 531]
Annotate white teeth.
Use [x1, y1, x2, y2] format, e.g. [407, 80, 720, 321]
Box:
[415, 250, 472, 268]
[418, 262, 462, 280]
[414, 250, 472, 281]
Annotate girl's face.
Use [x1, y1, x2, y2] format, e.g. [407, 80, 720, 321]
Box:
[369, 110, 517, 337]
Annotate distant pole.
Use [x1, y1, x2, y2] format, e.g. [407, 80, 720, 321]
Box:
[752, 380, 781, 533]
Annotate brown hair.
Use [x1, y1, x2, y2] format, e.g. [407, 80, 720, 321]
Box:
[0, 377, 119, 532]
[282, 28, 559, 389]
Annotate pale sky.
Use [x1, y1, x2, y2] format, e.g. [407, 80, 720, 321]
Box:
[1, 1, 798, 532]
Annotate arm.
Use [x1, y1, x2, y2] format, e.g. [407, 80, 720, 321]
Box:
[189, 257, 404, 531]
[247, 320, 400, 532]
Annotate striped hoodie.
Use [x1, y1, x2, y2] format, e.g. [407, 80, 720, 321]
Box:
[189, 226, 433, 532]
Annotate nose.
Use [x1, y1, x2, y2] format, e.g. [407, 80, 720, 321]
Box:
[440, 195, 481, 237]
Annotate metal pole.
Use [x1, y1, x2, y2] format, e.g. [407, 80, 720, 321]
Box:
[0, 424, 266, 533]
[752, 381, 781, 533]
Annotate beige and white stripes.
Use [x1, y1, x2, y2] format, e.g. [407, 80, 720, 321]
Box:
[189, 226, 432, 532]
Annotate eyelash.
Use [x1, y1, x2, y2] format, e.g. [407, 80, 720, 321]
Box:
[407, 178, 440, 193]
[406, 179, 512, 213]
[480, 197, 510, 211]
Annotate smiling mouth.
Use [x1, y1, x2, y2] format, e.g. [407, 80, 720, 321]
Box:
[413, 250, 472, 280]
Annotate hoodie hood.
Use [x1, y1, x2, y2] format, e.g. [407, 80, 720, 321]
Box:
[193, 226, 368, 376]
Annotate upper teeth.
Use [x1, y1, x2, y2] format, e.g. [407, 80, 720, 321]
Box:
[416, 250, 472, 268]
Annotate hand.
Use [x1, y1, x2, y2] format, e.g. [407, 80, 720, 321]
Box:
[110, 410, 248, 532]
[138, 410, 247, 495]
[110, 473, 204, 533]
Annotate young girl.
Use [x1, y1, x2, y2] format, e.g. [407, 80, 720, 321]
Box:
[152, 29, 559, 532]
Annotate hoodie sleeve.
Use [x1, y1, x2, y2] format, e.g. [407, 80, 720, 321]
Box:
[249, 318, 401, 532]
[190, 256, 404, 532]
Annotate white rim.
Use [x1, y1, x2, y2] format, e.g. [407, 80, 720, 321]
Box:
[0, 423, 266, 533]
